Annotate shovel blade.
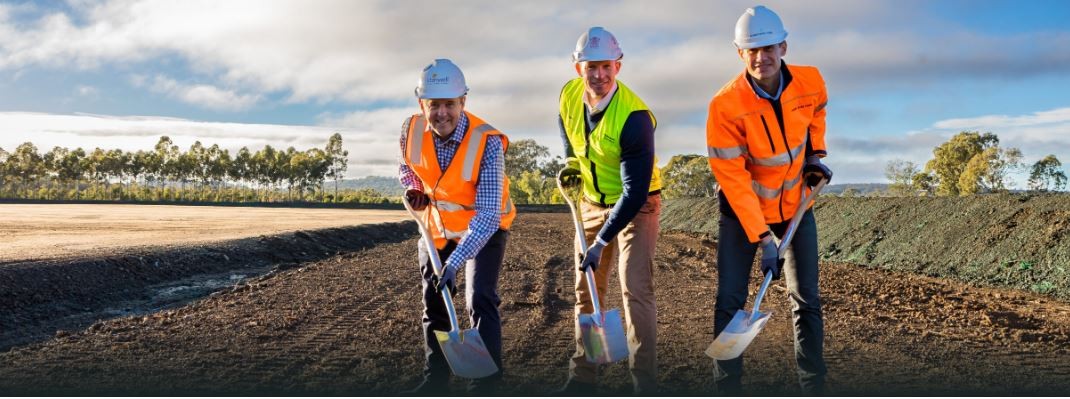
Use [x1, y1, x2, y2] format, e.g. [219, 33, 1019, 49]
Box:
[705, 309, 772, 360]
[434, 328, 499, 379]
[578, 308, 630, 364]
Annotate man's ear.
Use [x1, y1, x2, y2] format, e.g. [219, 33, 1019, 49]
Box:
[574, 62, 582, 77]
[459, 96, 466, 109]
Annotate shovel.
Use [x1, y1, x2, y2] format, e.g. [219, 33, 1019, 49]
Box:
[706, 178, 828, 360]
[556, 169, 630, 364]
[402, 197, 499, 379]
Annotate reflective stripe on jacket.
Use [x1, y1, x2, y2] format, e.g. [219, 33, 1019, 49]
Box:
[403, 111, 516, 249]
[705, 64, 828, 243]
[560, 78, 662, 205]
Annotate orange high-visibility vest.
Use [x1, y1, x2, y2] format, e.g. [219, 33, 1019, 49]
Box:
[403, 111, 516, 249]
[706, 64, 828, 243]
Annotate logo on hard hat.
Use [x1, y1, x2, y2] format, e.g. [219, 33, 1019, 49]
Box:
[428, 73, 449, 84]
[589, 36, 600, 48]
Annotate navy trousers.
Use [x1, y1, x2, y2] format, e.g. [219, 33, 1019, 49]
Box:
[713, 209, 827, 393]
[418, 229, 509, 383]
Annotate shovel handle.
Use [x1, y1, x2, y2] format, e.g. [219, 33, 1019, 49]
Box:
[403, 197, 462, 335]
[750, 272, 773, 322]
[753, 178, 826, 322]
[556, 169, 604, 321]
[777, 178, 828, 257]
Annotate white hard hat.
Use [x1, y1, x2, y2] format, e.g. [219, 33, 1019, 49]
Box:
[414, 59, 468, 99]
[734, 5, 788, 49]
[572, 26, 623, 63]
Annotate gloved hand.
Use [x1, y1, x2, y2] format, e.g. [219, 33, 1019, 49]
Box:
[560, 157, 582, 188]
[405, 188, 430, 211]
[579, 241, 606, 272]
[759, 236, 783, 280]
[803, 156, 833, 187]
[434, 265, 458, 293]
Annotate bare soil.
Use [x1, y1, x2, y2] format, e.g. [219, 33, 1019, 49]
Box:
[1, 211, 1069, 395]
[0, 204, 406, 263]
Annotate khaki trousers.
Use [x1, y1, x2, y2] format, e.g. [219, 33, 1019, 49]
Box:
[569, 194, 660, 394]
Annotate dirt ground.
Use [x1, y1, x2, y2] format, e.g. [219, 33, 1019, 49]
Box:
[0, 204, 406, 263]
[2, 211, 1069, 395]
[663, 194, 1070, 300]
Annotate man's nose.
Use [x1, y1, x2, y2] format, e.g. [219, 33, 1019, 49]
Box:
[591, 68, 605, 80]
[754, 50, 767, 63]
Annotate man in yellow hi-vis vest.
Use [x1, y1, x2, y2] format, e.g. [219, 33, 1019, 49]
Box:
[556, 27, 662, 395]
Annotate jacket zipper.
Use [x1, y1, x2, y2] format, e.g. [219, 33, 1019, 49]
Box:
[772, 99, 792, 223]
[759, 113, 785, 221]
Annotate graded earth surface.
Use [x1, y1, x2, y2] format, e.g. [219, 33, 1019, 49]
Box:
[2, 202, 1069, 395]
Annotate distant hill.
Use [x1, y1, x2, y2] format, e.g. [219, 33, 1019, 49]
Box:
[824, 183, 889, 195]
[324, 176, 404, 197]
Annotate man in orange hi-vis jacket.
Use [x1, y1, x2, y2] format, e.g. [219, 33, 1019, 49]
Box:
[705, 5, 833, 396]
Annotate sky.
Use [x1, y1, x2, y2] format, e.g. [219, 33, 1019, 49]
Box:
[0, 0, 1068, 185]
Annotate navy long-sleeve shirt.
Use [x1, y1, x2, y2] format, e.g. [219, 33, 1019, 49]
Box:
[559, 104, 656, 246]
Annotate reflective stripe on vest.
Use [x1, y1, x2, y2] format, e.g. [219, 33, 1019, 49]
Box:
[462, 123, 496, 181]
[752, 174, 802, 199]
[402, 111, 517, 249]
[407, 116, 427, 167]
[708, 141, 803, 167]
[708, 145, 747, 160]
[751, 141, 805, 167]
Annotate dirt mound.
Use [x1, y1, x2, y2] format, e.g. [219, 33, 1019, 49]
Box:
[661, 193, 1070, 299]
[1, 213, 1069, 395]
[0, 221, 415, 351]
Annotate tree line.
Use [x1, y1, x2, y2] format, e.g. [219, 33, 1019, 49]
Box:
[5, 130, 1057, 206]
[885, 131, 1067, 196]
[0, 133, 397, 204]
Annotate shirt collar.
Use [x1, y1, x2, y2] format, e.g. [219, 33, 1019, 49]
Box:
[749, 72, 784, 101]
[583, 81, 618, 115]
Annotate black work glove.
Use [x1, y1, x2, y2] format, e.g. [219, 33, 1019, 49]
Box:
[560, 157, 582, 188]
[803, 156, 833, 187]
[405, 188, 430, 211]
[579, 241, 606, 272]
[433, 265, 458, 293]
[759, 237, 783, 280]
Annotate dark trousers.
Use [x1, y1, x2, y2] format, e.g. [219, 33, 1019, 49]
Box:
[419, 229, 509, 383]
[713, 210, 827, 393]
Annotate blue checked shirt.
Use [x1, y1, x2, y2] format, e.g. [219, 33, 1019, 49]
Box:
[398, 112, 505, 273]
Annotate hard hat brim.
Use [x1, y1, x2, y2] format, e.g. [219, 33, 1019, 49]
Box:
[734, 33, 788, 50]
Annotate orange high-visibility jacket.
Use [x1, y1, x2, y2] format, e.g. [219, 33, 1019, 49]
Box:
[402, 111, 516, 249]
[706, 64, 828, 243]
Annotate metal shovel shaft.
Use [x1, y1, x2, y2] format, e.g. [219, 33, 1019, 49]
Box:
[584, 268, 603, 325]
[402, 197, 498, 378]
[556, 170, 630, 364]
[750, 272, 773, 323]
[706, 178, 828, 360]
[556, 171, 605, 321]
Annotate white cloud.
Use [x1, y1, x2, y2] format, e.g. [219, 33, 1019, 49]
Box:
[140, 75, 260, 111]
[75, 84, 98, 97]
[1, 1, 1068, 183]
